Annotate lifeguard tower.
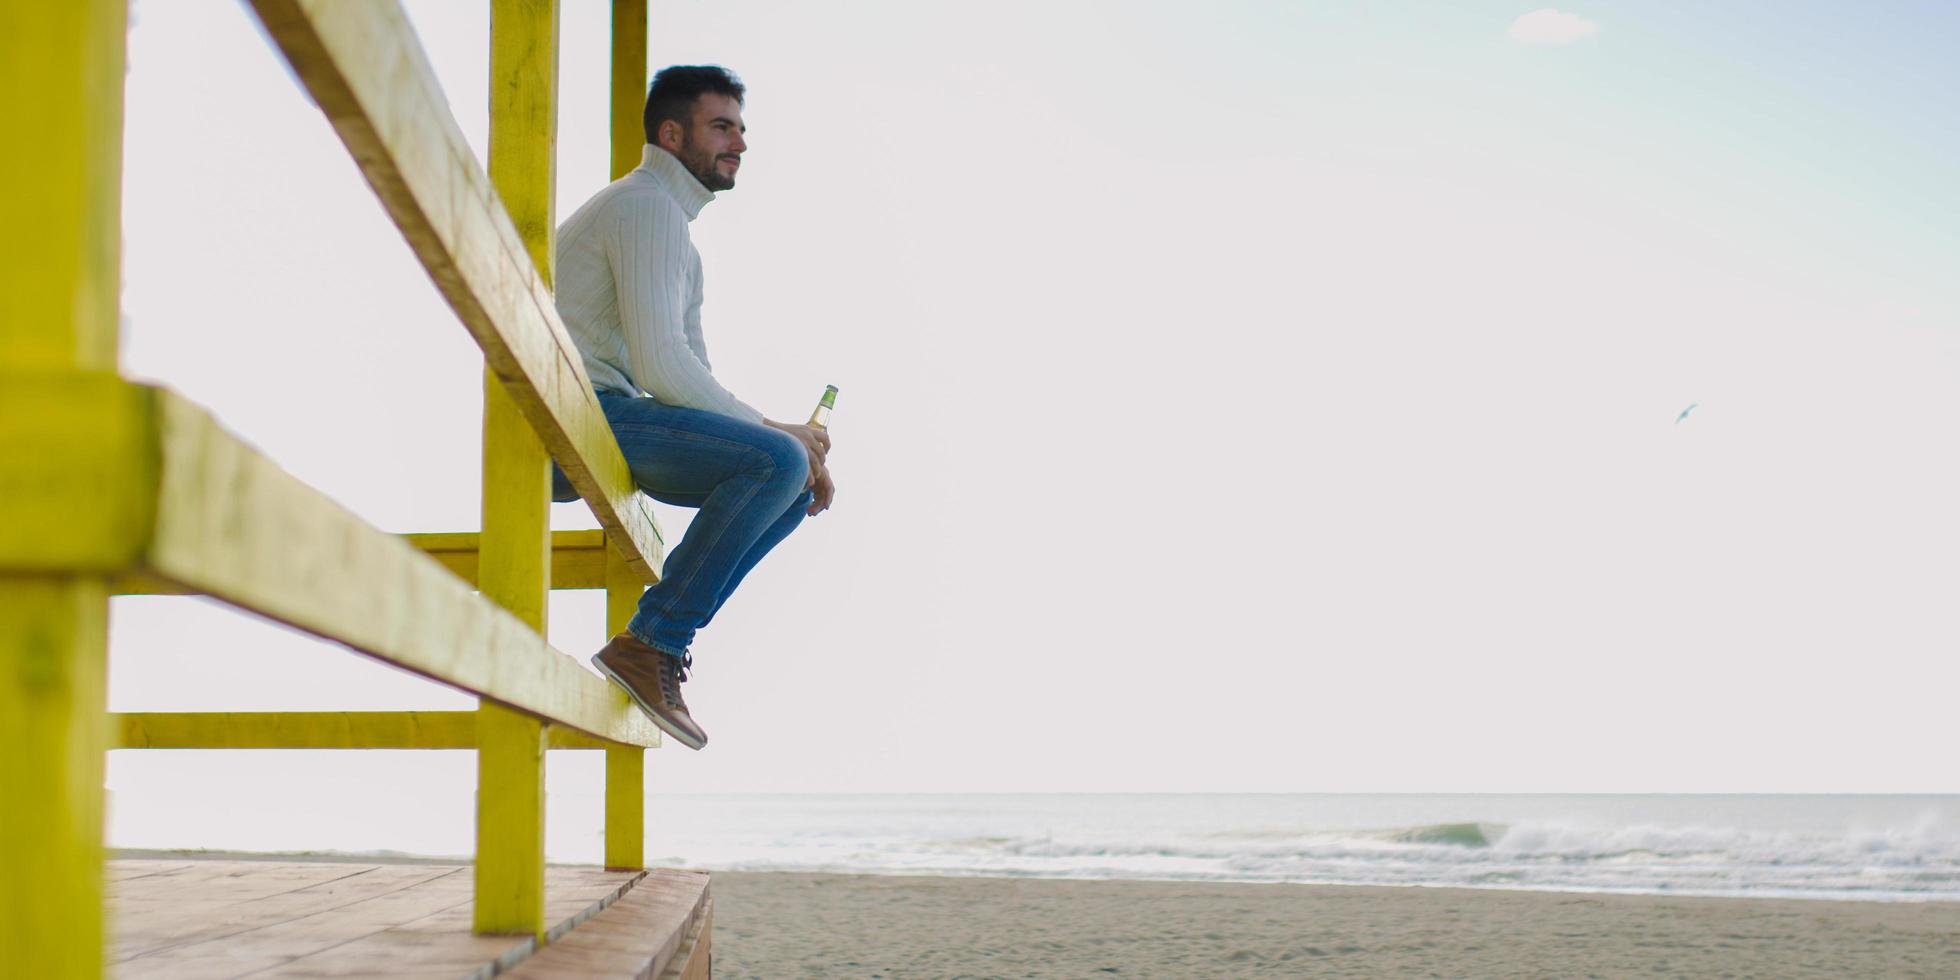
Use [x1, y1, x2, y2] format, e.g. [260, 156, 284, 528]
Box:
[3, 2, 713, 975]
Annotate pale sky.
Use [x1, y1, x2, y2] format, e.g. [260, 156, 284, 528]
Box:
[107, 0, 1958, 821]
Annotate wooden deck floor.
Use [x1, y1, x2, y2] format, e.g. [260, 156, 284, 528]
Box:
[108, 856, 709, 979]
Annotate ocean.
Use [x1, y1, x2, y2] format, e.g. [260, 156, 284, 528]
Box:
[105, 780, 1960, 902]
[641, 794, 1960, 902]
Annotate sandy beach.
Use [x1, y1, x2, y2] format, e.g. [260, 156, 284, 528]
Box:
[707, 871, 1960, 978]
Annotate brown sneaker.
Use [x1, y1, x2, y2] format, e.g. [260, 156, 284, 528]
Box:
[591, 632, 708, 750]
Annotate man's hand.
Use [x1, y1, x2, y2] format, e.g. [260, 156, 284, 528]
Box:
[764, 419, 830, 476]
[808, 465, 835, 516]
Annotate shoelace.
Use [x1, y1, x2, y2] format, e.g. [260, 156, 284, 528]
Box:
[661, 653, 692, 703]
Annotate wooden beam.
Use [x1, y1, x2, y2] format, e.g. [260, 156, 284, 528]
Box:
[476, 702, 547, 936]
[1, 581, 112, 980]
[115, 531, 618, 594]
[110, 711, 614, 750]
[0, 373, 159, 573]
[0, 3, 125, 370]
[114, 710, 473, 749]
[414, 529, 614, 590]
[478, 0, 561, 938]
[610, 0, 648, 181]
[75, 383, 661, 748]
[0, 3, 126, 976]
[602, 539, 647, 870]
[604, 746, 645, 870]
[480, 376, 551, 628]
[603, 543, 645, 636]
[243, 0, 665, 581]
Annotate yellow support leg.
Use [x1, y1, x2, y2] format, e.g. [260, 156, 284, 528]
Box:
[2, 2, 127, 976]
[476, 370, 553, 938]
[474, 375, 552, 936]
[0, 581, 112, 978]
[474, 701, 547, 936]
[603, 546, 648, 869]
[610, 0, 649, 181]
[604, 543, 644, 638]
[476, 0, 559, 937]
[0, 0, 126, 370]
[604, 745, 646, 871]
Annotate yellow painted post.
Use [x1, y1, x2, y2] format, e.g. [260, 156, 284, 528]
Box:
[475, 0, 559, 938]
[604, 547, 647, 869]
[603, 545, 644, 640]
[0, 3, 126, 976]
[0, 583, 113, 978]
[602, 0, 652, 875]
[604, 745, 646, 870]
[611, 0, 649, 181]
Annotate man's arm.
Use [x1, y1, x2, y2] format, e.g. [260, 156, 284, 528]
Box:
[605, 194, 765, 423]
[606, 193, 835, 494]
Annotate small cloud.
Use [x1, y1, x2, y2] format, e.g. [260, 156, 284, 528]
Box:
[1509, 9, 1600, 44]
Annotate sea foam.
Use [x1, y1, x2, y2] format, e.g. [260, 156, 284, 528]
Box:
[642, 794, 1960, 902]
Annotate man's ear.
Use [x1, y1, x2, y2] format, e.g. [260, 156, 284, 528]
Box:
[658, 119, 684, 151]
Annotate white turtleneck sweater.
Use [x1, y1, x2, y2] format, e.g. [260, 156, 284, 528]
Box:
[553, 145, 765, 424]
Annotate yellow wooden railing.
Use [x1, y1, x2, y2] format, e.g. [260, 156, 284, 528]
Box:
[2, 0, 672, 972]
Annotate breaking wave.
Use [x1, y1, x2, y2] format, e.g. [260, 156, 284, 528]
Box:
[667, 814, 1960, 902]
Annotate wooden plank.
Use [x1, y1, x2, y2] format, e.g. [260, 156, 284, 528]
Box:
[243, 0, 665, 580]
[107, 859, 644, 978]
[113, 384, 658, 748]
[669, 898, 712, 980]
[502, 870, 711, 979]
[112, 863, 461, 961]
[610, 0, 648, 182]
[111, 711, 617, 750]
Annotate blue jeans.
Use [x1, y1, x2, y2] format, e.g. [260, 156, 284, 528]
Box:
[553, 391, 812, 659]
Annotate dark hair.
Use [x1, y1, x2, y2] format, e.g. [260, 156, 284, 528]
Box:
[643, 65, 745, 145]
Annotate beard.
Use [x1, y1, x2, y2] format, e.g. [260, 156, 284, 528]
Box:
[679, 140, 736, 191]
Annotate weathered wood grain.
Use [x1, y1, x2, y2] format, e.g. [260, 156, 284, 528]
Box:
[106, 859, 669, 978]
[120, 384, 656, 748]
[503, 869, 712, 979]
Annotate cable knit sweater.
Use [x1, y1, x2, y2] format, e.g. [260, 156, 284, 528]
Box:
[553, 145, 764, 424]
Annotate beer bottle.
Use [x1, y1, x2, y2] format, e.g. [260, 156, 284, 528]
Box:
[807, 385, 838, 429]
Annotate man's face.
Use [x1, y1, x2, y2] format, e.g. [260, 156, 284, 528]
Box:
[668, 93, 747, 192]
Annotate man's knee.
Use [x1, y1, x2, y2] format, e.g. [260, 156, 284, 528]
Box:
[757, 428, 811, 489]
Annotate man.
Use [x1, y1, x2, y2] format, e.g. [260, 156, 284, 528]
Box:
[551, 65, 833, 750]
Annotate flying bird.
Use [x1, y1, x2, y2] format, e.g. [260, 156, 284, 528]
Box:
[1675, 403, 1699, 424]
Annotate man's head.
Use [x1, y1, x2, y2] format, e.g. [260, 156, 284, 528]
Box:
[644, 65, 747, 192]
